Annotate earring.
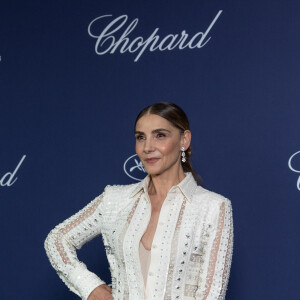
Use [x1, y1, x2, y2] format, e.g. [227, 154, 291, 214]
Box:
[181, 146, 186, 162]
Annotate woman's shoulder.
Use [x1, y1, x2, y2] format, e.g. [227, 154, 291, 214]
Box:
[192, 186, 232, 223]
[100, 181, 143, 207]
[103, 181, 141, 196]
[193, 184, 231, 206]
[96, 182, 142, 214]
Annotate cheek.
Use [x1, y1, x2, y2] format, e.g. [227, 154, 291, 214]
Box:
[135, 142, 145, 159]
[135, 143, 141, 155]
[159, 140, 179, 156]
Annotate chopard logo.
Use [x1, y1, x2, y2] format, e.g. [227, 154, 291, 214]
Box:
[88, 11, 223, 62]
[288, 151, 300, 191]
[0, 155, 26, 187]
[123, 154, 146, 181]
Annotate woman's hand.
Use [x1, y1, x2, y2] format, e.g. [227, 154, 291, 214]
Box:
[87, 284, 114, 300]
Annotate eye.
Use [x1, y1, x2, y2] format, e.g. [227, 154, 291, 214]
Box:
[156, 133, 166, 138]
[135, 135, 145, 140]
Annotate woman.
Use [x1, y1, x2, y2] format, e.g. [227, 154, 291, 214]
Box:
[44, 102, 234, 300]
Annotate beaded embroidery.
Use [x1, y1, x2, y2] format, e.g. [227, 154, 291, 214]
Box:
[44, 173, 234, 300]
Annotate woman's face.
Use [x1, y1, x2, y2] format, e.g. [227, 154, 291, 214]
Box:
[135, 114, 190, 177]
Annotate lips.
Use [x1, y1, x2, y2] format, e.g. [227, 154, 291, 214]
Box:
[145, 157, 160, 164]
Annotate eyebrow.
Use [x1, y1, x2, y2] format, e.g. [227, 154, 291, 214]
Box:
[134, 128, 171, 134]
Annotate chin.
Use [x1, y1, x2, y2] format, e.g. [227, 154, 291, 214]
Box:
[144, 166, 162, 176]
[145, 169, 160, 176]
[145, 166, 167, 177]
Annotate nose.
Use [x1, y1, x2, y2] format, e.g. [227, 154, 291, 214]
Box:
[143, 137, 155, 153]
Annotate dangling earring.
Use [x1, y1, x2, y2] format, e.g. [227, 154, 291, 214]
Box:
[181, 146, 186, 162]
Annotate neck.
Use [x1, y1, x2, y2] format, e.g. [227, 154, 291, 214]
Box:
[148, 165, 186, 200]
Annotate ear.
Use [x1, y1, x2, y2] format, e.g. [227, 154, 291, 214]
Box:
[181, 130, 191, 150]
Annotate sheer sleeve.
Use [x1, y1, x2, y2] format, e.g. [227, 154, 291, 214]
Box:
[196, 198, 234, 300]
[44, 190, 108, 300]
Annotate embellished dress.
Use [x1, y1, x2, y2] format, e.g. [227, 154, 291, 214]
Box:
[44, 172, 234, 300]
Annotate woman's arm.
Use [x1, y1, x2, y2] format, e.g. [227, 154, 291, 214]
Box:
[44, 187, 110, 300]
[196, 198, 234, 300]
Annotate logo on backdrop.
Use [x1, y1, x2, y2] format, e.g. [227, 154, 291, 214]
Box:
[124, 154, 146, 181]
[288, 150, 300, 191]
[0, 155, 26, 187]
[88, 11, 222, 62]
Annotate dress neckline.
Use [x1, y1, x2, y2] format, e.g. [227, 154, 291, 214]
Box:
[140, 241, 151, 252]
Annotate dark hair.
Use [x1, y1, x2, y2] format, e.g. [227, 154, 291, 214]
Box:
[134, 102, 202, 185]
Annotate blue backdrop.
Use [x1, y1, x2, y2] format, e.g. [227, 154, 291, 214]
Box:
[1, 1, 300, 299]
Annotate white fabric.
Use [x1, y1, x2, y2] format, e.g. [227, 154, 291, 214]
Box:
[44, 172, 234, 300]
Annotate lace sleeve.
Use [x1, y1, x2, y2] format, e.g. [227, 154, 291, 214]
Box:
[196, 198, 234, 300]
[44, 190, 108, 300]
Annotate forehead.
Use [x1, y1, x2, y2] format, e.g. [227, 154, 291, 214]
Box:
[136, 114, 176, 131]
